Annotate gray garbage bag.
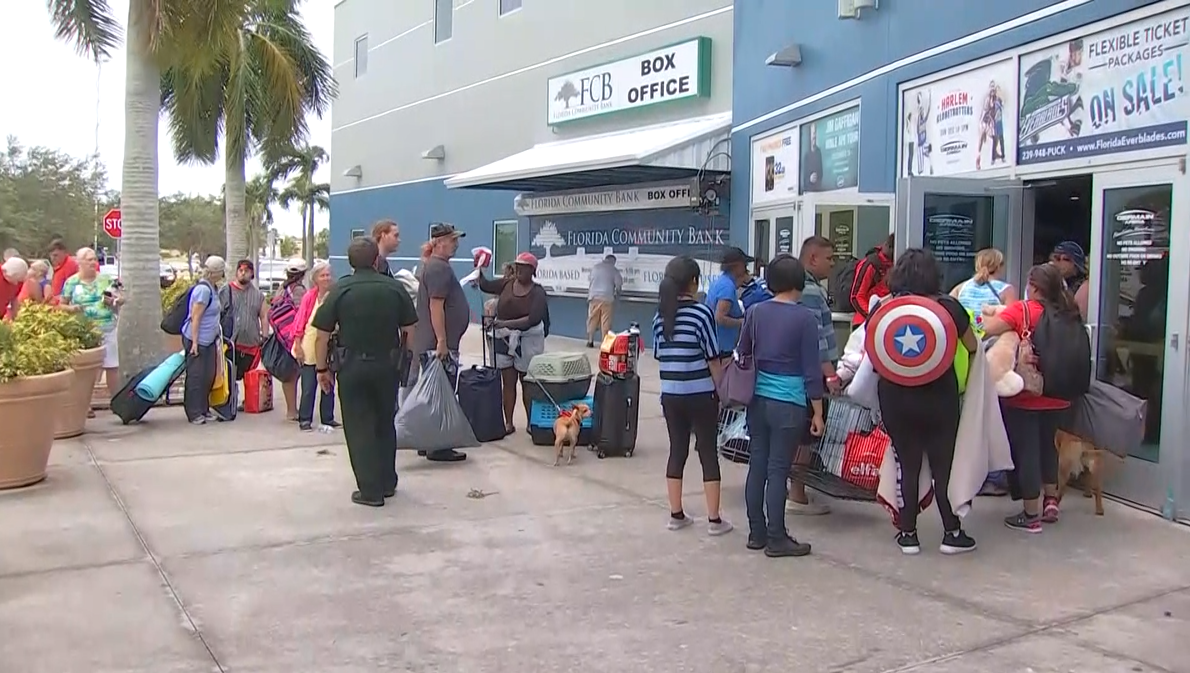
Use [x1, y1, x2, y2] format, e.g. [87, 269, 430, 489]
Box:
[1059, 380, 1147, 458]
[395, 357, 479, 451]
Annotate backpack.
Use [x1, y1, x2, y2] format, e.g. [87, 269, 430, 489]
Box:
[161, 280, 218, 335]
[267, 287, 299, 342]
[1031, 301, 1091, 400]
[837, 250, 888, 313]
[740, 277, 773, 309]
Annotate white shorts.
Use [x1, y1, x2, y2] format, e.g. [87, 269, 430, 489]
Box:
[102, 326, 119, 369]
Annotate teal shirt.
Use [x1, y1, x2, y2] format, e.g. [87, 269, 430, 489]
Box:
[755, 370, 807, 406]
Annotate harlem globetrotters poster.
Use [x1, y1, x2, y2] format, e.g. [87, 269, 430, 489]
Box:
[1017, 9, 1189, 165]
[901, 60, 1016, 177]
[527, 209, 731, 298]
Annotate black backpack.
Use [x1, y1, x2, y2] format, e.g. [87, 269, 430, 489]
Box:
[836, 250, 887, 313]
[1032, 303, 1091, 400]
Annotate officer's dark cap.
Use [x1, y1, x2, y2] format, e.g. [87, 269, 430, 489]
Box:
[347, 237, 380, 269]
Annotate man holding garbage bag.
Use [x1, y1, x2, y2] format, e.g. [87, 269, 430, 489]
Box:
[313, 238, 417, 508]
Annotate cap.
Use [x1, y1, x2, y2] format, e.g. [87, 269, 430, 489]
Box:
[430, 222, 465, 239]
[514, 252, 538, 270]
[285, 258, 307, 273]
[236, 259, 255, 272]
[203, 256, 226, 274]
[720, 247, 755, 266]
[1051, 241, 1086, 272]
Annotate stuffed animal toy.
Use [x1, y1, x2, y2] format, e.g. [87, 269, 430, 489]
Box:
[981, 304, 1025, 397]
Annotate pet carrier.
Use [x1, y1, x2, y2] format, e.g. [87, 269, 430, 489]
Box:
[528, 395, 596, 447]
[791, 396, 882, 501]
[522, 352, 593, 407]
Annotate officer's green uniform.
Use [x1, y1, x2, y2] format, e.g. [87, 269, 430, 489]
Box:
[312, 268, 417, 501]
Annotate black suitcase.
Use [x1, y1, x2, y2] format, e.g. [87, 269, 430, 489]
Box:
[591, 373, 640, 458]
[110, 360, 186, 425]
[457, 365, 505, 442]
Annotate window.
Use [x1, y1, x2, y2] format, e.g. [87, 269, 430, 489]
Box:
[498, 0, 522, 15]
[434, 0, 453, 43]
[492, 220, 518, 272]
[353, 35, 368, 77]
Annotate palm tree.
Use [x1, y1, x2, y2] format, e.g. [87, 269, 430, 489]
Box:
[160, 0, 335, 263]
[245, 173, 279, 259]
[46, 1, 234, 381]
[271, 144, 329, 271]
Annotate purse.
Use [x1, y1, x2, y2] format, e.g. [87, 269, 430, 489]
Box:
[1015, 301, 1045, 395]
[716, 311, 758, 407]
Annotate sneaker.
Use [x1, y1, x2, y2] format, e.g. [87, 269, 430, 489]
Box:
[786, 495, 831, 516]
[1042, 496, 1060, 524]
[299, 422, 313, 431]
[1004, 511, 1042, 533]
[189, 417, 206, 426]
[585, 341, 595, 348]
[746, 533, 766, 551]
[897, 531, 921, 555]
[765, 534, 812, 558]
[940, 529, 977, 555]
[667, 515, 695, 531]
[707, 519, 734, 536]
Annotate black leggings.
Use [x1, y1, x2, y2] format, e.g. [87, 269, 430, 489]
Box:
[661, 392, 721, 482]
[878, 382, 961, 533]
[1001, 405, 1060, 502]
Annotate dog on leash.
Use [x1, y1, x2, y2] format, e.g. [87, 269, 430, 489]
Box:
[553, 403, 590, 467]
[1055, 428, 1120, 516]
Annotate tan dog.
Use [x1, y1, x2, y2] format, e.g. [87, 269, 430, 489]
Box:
[1055, 428, 1120, 516]
[553, 403, 590, 466]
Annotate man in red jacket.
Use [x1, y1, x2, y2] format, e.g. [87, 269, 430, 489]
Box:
[48, 238, 79, 303]
[848, 234, 895, 326]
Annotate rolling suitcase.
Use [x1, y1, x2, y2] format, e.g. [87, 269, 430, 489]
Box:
[111, 357, 186, 425]
[591, 372, 640, 458]
[457, 329, 505, 442]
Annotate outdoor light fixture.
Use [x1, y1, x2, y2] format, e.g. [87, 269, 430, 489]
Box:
[342, 164, 363, 178]
[422, 145, 446, 160]
[766, 45, 802, 68]
[838, 0, 879, 19]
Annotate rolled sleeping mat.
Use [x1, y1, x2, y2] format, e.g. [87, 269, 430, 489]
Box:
[135, 351, 187, 401]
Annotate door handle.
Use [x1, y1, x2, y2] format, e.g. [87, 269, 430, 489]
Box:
[1171, 333, 1180, 351]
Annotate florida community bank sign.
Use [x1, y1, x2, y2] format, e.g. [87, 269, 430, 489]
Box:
[546, 37, 712, 124]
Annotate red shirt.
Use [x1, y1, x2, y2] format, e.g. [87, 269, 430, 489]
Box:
[0, 277, 19, 319]
[50, 255, 79, 301]
[996, 300, 1071, 411]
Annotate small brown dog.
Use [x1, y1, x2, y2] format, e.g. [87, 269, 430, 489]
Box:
[1055, 429, 1118, 516]
[553, 403, 590, 466]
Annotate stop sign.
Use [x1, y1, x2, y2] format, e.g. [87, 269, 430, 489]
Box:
[103, 208, 122, 239]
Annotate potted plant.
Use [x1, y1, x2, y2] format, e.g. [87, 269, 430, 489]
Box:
[0, 320, 75, 489]
[161, 278, 194, 352]
[14, 304, 104, 439]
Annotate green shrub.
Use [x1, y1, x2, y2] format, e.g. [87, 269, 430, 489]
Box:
[0, 321, 74, 383]
[162, 277, 196, 312]
[13, 303, 103, 351]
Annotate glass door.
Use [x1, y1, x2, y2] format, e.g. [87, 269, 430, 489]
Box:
[896, 177, 1031, 295]
[752, 205, 801, 274]
[1089, 166, 1187, 516]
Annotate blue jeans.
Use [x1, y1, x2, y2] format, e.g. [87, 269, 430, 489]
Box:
[298, 364, 336, 425]
[745, 396, 808, 542]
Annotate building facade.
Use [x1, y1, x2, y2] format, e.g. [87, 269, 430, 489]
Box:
[731, 0, 1188, 519]
[329, 0, 736, 338]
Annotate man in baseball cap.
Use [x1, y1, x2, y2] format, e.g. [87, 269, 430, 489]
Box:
[705, 247, 754, 358]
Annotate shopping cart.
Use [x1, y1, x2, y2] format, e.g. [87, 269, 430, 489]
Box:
[791, 395, 883, 501]
[717, 406, 751, 464]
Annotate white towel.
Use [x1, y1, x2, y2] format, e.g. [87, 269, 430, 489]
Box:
[950, 339, 1014, 517]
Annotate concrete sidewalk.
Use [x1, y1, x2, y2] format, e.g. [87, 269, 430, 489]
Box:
[1, 331, 1188, 672]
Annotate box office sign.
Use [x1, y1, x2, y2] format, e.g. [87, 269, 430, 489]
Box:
[547, 37, 712, 125]
[514, 182, 695, 216]
[1017, 8, 1189, 165]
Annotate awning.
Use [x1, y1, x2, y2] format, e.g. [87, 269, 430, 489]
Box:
[444, 111, 731, 192]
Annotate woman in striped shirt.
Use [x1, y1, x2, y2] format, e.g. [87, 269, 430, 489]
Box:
[652, 256, 732, 536]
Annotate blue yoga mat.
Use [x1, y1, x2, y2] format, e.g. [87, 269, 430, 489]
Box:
[135, 351, 186, 401]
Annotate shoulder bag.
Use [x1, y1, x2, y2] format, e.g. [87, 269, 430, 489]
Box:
[716, 308, 758, 408]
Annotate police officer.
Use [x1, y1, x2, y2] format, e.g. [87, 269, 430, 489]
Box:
[312, 237, 417, 507]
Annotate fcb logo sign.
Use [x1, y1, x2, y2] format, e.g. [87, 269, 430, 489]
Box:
[865, 296, 957, 386]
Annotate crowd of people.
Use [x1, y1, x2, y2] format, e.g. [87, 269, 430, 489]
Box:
[651, 234, 1093, 558]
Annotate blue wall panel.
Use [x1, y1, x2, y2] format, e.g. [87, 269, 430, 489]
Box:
[728, 0, 1166, 237]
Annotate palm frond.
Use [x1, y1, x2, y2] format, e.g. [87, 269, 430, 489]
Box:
[46, 0, 123, 61]
[161, 64, 226, 164]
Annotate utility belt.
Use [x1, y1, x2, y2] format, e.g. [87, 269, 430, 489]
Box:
[335, 346, 403, 370]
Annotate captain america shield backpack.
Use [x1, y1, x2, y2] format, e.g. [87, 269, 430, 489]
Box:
[864, 295, 958, 387]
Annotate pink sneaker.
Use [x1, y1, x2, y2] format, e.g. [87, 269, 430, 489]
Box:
[1042, 496, 1060, 524]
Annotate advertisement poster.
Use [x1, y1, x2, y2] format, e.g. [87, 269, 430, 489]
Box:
[527, 210, 731, 297]
[800, 106, 860, 193]
[828, 210, 855, 258]
[751, 126, 799, 205]
[901, 60, 1016, 177]
[775, 221, 794, 254]
[1017, 9, 1189, 165]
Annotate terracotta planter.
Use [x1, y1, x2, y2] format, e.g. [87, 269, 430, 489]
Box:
[56, 347, 106, 440]
[0, 369, 73, 489]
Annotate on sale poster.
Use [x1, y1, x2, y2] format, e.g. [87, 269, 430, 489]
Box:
[1017, 9, 1189, 165]
[901, 60, 1016, 177]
